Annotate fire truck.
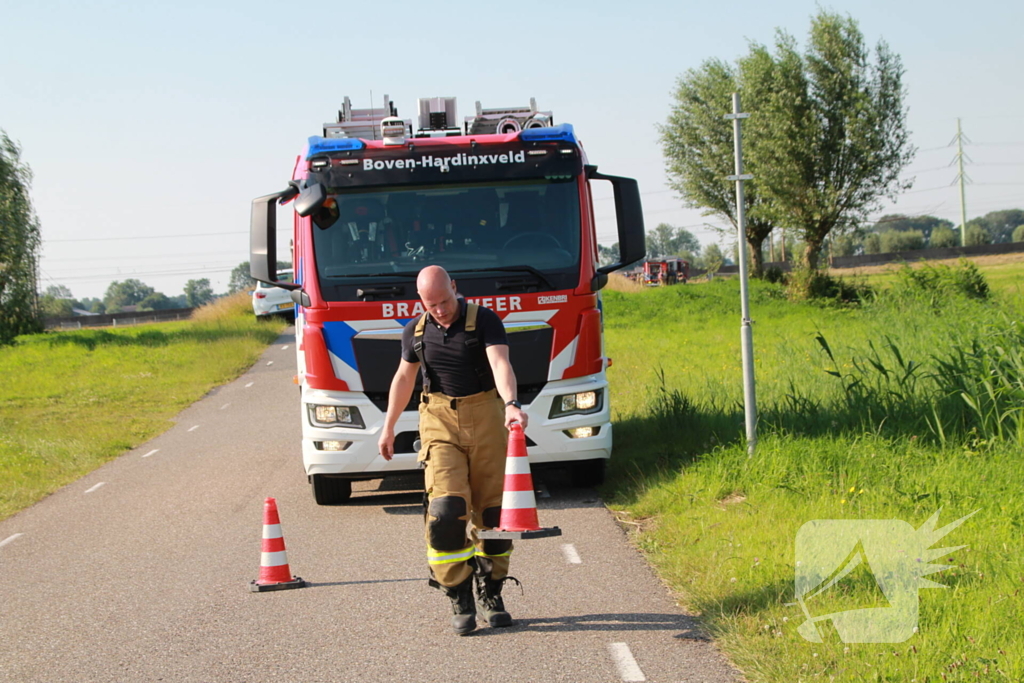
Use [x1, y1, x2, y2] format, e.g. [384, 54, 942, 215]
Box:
[642, 258, 688, 286]
[250, 95, 645, 504]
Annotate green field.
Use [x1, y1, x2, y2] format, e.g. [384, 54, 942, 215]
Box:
[603, 264, 1024, 682]
[0, 294, 287, 521]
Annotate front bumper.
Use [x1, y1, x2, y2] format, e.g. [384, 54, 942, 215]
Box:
[300, 374, 612, 478]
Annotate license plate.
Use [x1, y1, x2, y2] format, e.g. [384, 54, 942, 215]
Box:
[277, 303, 292, 310]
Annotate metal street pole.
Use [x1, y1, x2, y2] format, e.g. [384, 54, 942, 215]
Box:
[725, 93, 757, 455]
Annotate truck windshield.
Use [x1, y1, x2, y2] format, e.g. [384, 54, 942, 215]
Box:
[310, 179, 580, 294]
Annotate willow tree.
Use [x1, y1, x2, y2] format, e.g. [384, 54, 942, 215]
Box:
[660, 59, 775, 277]
[742, 11, 914, 271]
[0, 131, 42, 344]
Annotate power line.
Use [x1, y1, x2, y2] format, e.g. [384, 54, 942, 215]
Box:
[901, 185, 953, 195]
[44, 260, 239, 275]
[904, 165, 955, 174]
[42, 230, 248, 243]
[45, 264, 237, 281]
[593, 189, 674, 202]
[41, 250, 242, 263]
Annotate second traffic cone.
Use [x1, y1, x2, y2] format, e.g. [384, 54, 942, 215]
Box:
[498, 423, 541, 531]
[477, 422, 560, 540]
[249, 497, 306, 592]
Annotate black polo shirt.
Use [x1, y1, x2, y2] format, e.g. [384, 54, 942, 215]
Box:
[401, 299, 508, 398]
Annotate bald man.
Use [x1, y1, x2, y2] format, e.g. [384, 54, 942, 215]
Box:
[379, 266, 528, 635]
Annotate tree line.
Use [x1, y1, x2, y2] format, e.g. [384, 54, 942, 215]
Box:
[39, 278, 216, 318]
[37, 260, 289, 319]
[753, 209, 1024, 264]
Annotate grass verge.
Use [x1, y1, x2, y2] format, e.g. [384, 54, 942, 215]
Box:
[0, 292, 287, 521]
[603, 271, 1023, 682]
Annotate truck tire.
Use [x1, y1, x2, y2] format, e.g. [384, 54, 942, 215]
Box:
[569, 459, 606, 488]
[311, 475, 353, 505]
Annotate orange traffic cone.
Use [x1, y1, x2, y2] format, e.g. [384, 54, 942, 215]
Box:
[479, 423, 561, 540]
[249, 497, 306, 592]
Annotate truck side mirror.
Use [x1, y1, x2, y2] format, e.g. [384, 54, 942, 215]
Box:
[586, 166, 646, 286]
[250, 187, 301, 290]
[294, 183, 327, 217]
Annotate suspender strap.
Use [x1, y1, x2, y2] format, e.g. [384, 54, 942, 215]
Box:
[413, 312, 431, 395]
[462, 304, 493, 391]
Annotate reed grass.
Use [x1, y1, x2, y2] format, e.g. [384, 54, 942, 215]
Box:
[603, 265, 1024, 681]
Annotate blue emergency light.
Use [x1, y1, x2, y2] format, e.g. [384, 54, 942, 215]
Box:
[519, 123, 577, 144]
[307, 136, 365, 158]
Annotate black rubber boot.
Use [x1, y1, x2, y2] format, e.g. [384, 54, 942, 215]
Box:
[474, 574, 517, 628]
[441, 577, 477, 635]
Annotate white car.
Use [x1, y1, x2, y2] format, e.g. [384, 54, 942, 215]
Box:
[252, 269, 295, 319]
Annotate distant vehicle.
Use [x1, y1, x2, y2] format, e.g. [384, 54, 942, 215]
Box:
[252, 269, 295, 319]
[642, 258, 688, 286]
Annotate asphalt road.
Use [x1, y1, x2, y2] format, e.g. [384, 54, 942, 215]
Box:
[0, 329, 741, 683]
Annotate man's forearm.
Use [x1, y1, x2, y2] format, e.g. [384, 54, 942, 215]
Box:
[493, 361, 518, 404]
[384, 373, 416, 431]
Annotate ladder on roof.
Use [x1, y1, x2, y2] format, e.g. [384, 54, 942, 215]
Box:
[323, 94, 411, 140]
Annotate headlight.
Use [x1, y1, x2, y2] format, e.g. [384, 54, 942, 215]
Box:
[308, 404, 365, 429]
[549, 389, 603, 419]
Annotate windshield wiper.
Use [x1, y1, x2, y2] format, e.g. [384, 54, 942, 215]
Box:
[356, 285, 406, 301]
[452, 266, 556, 292]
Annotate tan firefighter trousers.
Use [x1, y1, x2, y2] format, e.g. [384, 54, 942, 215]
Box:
[418, 389, 512, 588]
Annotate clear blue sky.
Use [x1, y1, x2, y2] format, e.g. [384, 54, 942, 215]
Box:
[3, 0, 1023, 300]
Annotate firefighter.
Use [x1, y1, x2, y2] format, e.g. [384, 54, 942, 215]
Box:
[378, 265, 529, 635]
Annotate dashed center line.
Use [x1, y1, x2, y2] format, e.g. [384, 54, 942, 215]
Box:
[84, 482, 106, 494]
[561, 543, 582, 564]
[0, 533, 24, 548]
[266, 361, 274, 366]
[188, 425, 200, 432]
[281, 345, 289, 350]
[608, 643, 646, 682]
[142, 449, 159, 458]
[220, 403, 230, 410]
[245, 382, 254, 388]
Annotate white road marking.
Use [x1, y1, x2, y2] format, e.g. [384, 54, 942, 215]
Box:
[267, 361, 274, 366]
[142, 449, 159, 458]
[188, 425, 200, 432]
[281, 345, 289, 350]
[220, 403, 230, 410]
[84, 482, 106, 494]
[0, 533, 24, 548]
[245, 382, 254, 388]
[561, 543, 582, 564]
[608, 643, 646, 682]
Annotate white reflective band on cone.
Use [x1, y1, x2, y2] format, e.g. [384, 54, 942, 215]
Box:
[261, 551, 289, 567]
[501, 490, 537, 510]
[503, 457, 532, 475]
[262, 524, 283, 539]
